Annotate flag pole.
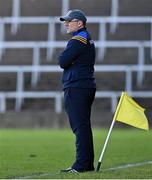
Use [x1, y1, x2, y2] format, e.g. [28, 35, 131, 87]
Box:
[96, 118, 115, 172]
[96, 92, 125, 172]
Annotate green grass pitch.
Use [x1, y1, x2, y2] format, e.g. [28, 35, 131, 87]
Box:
[0, 128, 152, 179]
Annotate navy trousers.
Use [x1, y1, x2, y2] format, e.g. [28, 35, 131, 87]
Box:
[64, 87, 96, 171]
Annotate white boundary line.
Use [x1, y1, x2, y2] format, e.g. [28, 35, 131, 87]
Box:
[16, 172, 60, 179]
[103, 160, 152, 172]
[15, 160, 152, 179]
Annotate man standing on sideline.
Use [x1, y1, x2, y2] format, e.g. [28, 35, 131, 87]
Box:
[58, 9, 96, 173]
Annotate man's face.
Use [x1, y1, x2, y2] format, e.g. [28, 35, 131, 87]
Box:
[64, 19, 82, 33]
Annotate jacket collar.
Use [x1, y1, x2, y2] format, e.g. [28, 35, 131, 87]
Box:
[72, 27, 86, 36]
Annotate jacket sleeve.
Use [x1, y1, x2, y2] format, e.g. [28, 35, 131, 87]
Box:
[58, 38, 86, 69]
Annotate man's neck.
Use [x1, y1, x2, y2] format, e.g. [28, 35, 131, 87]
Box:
[72, 27, 86, 36]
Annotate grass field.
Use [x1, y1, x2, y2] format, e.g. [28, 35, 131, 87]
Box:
[0, 128, 152, 179]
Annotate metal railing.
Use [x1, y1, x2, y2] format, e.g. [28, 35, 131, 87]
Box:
[0, 40, 151, 87]
[11, 0, 118, 33]
[0, 0, 149, 114]
[0, 64, 152, 113]
[0, 16, 152, 61]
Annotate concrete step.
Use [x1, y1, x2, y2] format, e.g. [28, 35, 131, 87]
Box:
[21, 0, 61, 16]
[0, 109, 113, 128]
[0, 0, 12, 17]
[119, 0, 152, 16]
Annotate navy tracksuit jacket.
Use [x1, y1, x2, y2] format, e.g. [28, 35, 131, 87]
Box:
[58, 27, 96, 171]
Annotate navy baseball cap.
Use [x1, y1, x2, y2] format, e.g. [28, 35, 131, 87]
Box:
[60, 9, 87, 22]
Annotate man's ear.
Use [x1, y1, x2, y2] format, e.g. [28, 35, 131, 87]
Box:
[78, 21, 83, 27]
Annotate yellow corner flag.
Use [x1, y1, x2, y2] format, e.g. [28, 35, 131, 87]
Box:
[114, 92, 149, 130]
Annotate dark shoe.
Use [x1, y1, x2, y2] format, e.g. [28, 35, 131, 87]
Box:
[60, 167, 78, 173]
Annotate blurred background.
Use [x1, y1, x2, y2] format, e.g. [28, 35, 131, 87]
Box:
[0, 0, 152, 128]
